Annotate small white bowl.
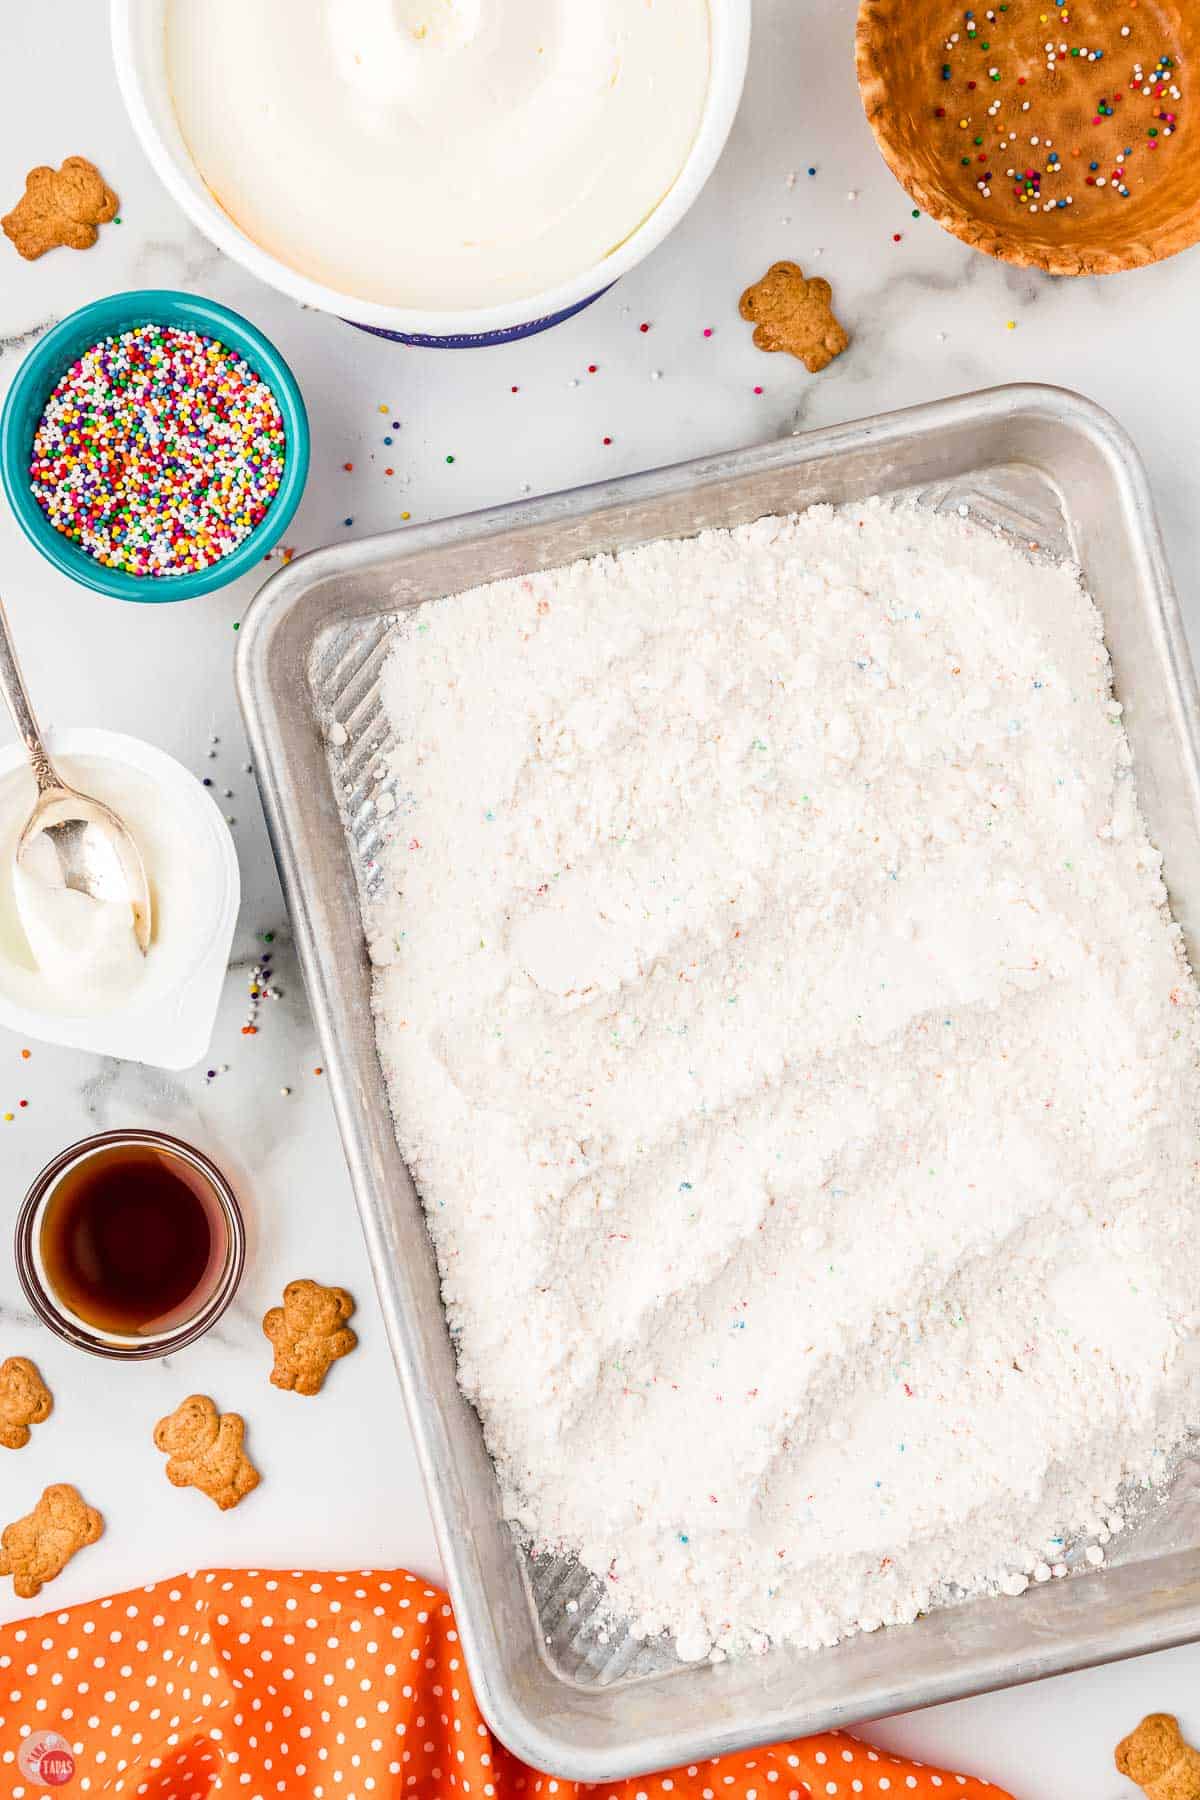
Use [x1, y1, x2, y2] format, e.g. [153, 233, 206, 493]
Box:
[0, 729, 239, 1069]
[110, 0, 750, 346]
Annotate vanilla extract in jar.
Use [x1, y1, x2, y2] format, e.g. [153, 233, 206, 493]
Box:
[16, 1130, 244, 1357]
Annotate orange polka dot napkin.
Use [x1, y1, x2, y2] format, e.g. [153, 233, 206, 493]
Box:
[0, 1568, 1015, 1799]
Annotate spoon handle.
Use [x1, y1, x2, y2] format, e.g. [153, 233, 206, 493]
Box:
[0, 595, 60, 792]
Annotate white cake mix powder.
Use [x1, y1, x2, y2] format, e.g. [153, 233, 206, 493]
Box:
[367, 500, 1200, 1659]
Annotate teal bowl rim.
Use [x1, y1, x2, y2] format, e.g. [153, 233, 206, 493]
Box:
[0, 289, 309, 603]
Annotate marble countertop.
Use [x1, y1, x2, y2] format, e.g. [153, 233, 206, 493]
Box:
[4, 3, 1200, 1794]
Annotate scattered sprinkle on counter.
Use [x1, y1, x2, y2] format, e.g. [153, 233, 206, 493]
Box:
[29, 324, 285, 577]
[242, 939, 282, 1037]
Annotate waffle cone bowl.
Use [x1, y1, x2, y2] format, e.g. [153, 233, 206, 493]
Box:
[857, 0, 1199, 274]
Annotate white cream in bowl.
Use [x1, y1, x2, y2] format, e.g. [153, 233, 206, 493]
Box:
[0, 731, 239, 1068]
[165, 0, 712, 310]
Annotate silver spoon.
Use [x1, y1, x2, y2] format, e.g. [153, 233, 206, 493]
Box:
[0, 596, 151, 955]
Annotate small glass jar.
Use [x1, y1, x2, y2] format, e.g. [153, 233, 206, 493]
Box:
[15, 1128, 245, 1359]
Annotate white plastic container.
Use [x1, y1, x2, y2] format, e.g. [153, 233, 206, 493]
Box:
[110, 0, 750, 346]
[0, 729, 240, 1068]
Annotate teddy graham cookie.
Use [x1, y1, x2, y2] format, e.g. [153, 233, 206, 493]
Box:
[3, 156, 119, 260]
[0, 1483, 103, 1599]
[739, 260, 849, 373]
[1116, 1713, 1200, 1800]
[0, 1355, 53, 1449]
[264, 1278, 357, 1396]
[154, 1395, 260, 1511]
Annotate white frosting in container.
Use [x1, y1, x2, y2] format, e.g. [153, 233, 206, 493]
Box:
[165, 0, 711, 309]
[12, 848, 147, 1013]
[0, 732, 239, 1067]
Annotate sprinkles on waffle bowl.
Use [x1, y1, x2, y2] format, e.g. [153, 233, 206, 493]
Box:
[857, 0, 1200, 275]
[0, 291, 308, 600]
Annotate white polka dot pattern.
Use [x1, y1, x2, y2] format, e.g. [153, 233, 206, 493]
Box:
[0, 1571, 1012, 1800]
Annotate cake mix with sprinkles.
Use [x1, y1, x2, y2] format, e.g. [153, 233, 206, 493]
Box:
[365, 501, 1200, 1659]
[29, 323, 285, 577]
[930, 0, 1184, 219]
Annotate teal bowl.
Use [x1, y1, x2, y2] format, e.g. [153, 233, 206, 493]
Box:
[0, 289, 309, 602]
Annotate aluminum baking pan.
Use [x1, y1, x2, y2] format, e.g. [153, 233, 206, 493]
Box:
[237, 384, 1200, 1783]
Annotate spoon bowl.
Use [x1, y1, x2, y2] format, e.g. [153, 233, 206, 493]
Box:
[16, 781, 151, 953]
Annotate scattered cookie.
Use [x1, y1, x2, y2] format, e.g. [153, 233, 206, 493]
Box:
[264, 1279, 357, 1396]
[738, 260, 849, 373]
[1116, 1714, 1200, 1800]
[0, 1483, 103, 1599]
[153, 1395, 260, 1511]
[0, 1355, 53, 1450]
[3, 156, 119, 261]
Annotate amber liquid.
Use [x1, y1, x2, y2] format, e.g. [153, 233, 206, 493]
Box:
[38, 1143, 227, 1337]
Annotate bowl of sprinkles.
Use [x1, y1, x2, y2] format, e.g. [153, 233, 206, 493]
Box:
[857, 0, 1197, 274]
[0, 290, 308, 600]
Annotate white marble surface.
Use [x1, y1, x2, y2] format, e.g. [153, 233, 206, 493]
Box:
[3, 3, 1200, 1794]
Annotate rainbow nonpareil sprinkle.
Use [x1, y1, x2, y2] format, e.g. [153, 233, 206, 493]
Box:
[29, 324, 285, 577]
